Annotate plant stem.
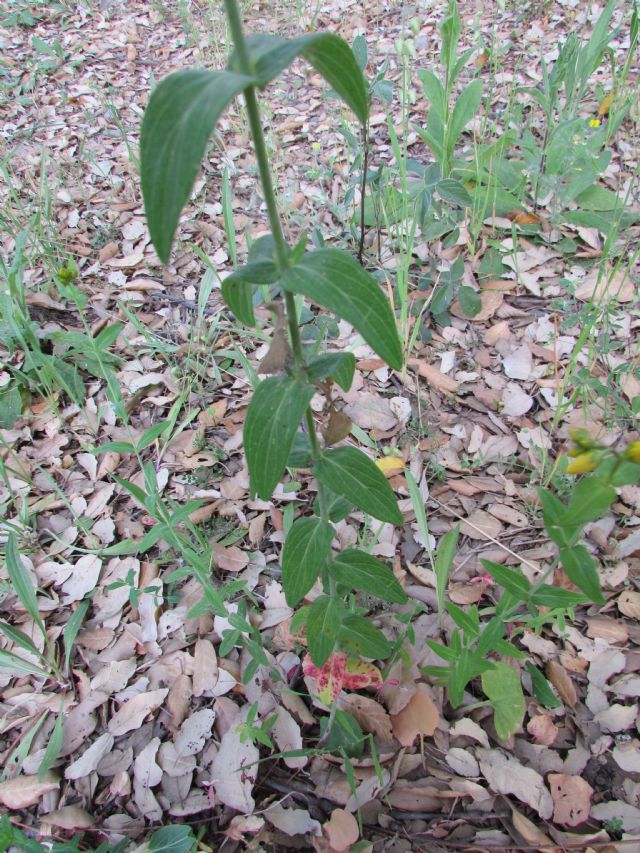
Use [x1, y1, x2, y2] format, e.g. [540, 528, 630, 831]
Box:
[223, 0, 331, 540]
[357, 123, 369, 265]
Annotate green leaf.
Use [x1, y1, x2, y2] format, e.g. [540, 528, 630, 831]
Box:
[434, 526, 459, 617]
[281, 517, 334, 606]
[524, 662, 562, 709]
[280, 249, 403, 371]
[575, 184, 624, 211]
[445, 602, 480, 638]
[244, 376, 314, 499]
[0, 649, 50, 677]
[481, 661, 525, 739]
[567, 478, 616, 527]
[38, 706, 64, 780]
[313, 490, 353, 523]
[222, 260, 280, 326]
[141, 69, 255, 263]
[0, 623, 42, 659]
[63, 599, 89, 675]
[330, 549, 407, 604]
[307, 595, 343, 667]
[287, 431, 312, 468]
[148, 825, 197, 853]
[313, 446, 402, 525]
[307, 352, 356, 391]
[6, 534, 45, 637]
[529, 584, 588, 608]
[457, 286, 482, 317]
[323, 709, 365, 758]
[338, 614, 392, 659]
[448, 79, 483, 151]
[436, 178, 473, 207]
[0, 385, 22, 429]
[231, 34, 369, 124]
[482, 560, 531, 600]
[559, 544, 604, 604]
[418, 69, 446, 121]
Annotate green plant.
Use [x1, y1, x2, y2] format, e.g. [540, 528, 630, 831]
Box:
[140, 0, 407, 680]
[416, 1, 483, 181]
[423, 437, 640, 738]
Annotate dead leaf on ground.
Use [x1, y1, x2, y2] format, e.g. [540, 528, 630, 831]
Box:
[0, 773, 59, 809]
[548, 773, 593, 827]
[323, 808, 359, 852]
[390, 685, 439, 746]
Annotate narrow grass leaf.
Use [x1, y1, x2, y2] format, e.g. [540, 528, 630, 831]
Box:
[6, 534, 45, 638]
[524, 662, 562, 709]
[244, 377, 314, 500]
[313, 446, 402, 525]
[63, 599, 89, 675]
[0, 649, 50, 678]
[482, 560, 530, 600]
[38, 706, 64, 781]
[435, 526, 459, 621]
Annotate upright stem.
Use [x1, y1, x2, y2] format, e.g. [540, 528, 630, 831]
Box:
[223, 0, 330, 532]
[357, 123, 369, 265]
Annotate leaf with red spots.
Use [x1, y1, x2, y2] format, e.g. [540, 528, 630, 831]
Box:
[303, 653, 383, 704]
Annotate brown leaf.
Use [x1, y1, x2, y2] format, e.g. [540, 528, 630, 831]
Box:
[323, 809, 359, 852]
[167, 674, 192, 729]
[390, 685, 439, 746]
[212, 544, 249, 573]
[407, 359, 458, 393]
[338, 694, 394, 742]
[451, 289, 503, 321]
[548, 773, 593, 827]
[618, 590, 640, 619]
[574, 266, 634, 303]
[510, 806, 556, 852]
[527, 714, 558, 746]
[192, 639, 219, 697]
[322, 408, 352, 446]
[546, 661, 577, 707]
[0, 773, 58, 809]
[108, 689, 168, 736]
[259, 327, 292, 374]
[40, 806, 94, 831]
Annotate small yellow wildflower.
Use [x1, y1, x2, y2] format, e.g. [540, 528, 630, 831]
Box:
[589, 118, 601, 128]
[566, 452, 598, 475]
[625, 441, 640, 464]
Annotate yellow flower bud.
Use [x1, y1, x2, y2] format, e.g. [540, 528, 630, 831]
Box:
[625, 441, 640, 464]
[589, 118, 601, 128]
[566, 452, 598, 475]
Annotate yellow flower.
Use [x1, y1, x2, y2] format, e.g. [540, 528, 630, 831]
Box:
[566, 452, 598, 475]
[625, 441, 640, 464]
[589, 118, 601, 128]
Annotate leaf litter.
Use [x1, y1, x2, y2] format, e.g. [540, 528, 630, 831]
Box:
[0, 0, 639, 850]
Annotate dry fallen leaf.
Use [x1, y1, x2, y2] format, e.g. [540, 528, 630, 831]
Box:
[0, 772, 59, 809]
[390, 685, 439, 746]
[108, 689, 168, 736]
[210, 707, 259, 813]
[546, 661, 577, 707]
[617, 590, 640, 619]
[323, 808, 359, 852]
[338, 694, 394, 743]
[548, 773, 593, 827]
[574, 266, 634, 303]
[264, 802, 321, 837]
[477, 748, 553, 819]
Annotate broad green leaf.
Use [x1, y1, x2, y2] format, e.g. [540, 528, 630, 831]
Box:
[307, 352, 356, 391]
[482, 560, 531, 600]
[222, 259, 280, 327]
[575, 184, 624, 211]
[307, 595, 343, 667]
[476, 616, 507, 657]
[448, 80, 483, 152]
[457, 286, 482, 317]
[244, 376, 314, 499]
[231, 34, 369, 124]
[482, 661, 525, 739]
[313, 490, 353, 523]
[524, 662, 562, 709]
[322, 709, 365, 757]
[141, 69, 255, 263]
[287, 431, 312, 469]
[559, 544, 604, 604]
[330, 549, 407, 604]
[529, 584, 588, 608]
[313, 446, 402, 525]
[418, 69, 446, 120]
[567, 478, 616, 527]
[338, 615, 392, 659]
[436, 178, 473, 207]
[148, 825, 197, 853]
[281, 517, 334, 606]
[280, 250, 403, 371]
[0, 385, 22, 429]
